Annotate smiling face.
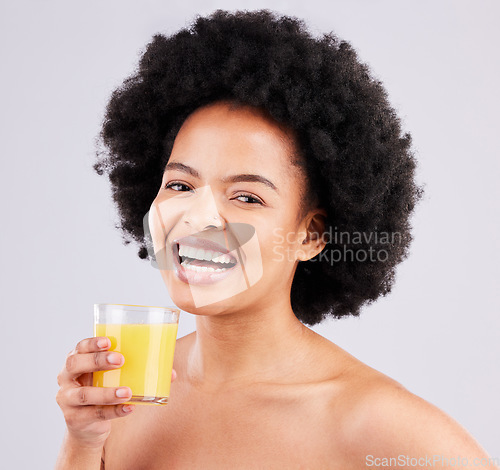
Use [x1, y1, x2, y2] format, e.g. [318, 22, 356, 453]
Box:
[147, 100, 325, 316]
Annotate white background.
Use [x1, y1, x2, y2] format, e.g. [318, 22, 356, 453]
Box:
[1, 0, 498, 467]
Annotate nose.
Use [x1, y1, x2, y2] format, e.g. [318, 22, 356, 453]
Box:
[181, 185, 224, 232]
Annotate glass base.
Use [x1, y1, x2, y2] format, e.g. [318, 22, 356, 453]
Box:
[127, 395, 169, 405]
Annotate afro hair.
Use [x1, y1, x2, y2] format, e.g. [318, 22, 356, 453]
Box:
[93, 9, 423, 326]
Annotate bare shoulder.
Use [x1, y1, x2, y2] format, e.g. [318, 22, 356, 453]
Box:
[321, 341, 497, 468]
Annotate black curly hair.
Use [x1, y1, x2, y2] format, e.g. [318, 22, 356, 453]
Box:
[93, 9, 423, 326]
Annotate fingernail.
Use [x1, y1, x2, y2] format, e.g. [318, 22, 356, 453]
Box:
[97, 338, 109, 349]
[107, 353, 123, 365]
[123, 405, 134, 413]
[116, 387, 131, 398]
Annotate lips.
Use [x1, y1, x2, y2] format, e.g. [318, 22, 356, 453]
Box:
[171, 234, 240, 285]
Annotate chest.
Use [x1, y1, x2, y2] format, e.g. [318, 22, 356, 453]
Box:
[104, 384, 351, 469]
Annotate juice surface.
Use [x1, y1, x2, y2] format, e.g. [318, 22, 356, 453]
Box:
[93, 323, 178, 400]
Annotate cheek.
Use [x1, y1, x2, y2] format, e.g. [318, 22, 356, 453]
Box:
[257, 221, 301, 271]
[147, 195, 186, 268]
[149, 194, 189, 239]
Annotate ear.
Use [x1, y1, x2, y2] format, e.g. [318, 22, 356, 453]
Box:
[296, 208, 327, 262]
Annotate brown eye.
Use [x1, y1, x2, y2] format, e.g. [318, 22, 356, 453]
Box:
[165, 182, 192, 192]
[235, 194, 263, 205]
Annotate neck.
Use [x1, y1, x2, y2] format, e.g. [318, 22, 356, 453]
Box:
[187, 296, 310, 389]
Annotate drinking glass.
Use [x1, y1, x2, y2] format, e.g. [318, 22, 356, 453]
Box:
[92, 303, 180, 405]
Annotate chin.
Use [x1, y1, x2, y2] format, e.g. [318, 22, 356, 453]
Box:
[161, 259, 258, 314]
[162, 273, 238, 316]
[170, 294, 238, 317]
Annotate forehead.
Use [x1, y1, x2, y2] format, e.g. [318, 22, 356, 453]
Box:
[169, 101, 299, 176]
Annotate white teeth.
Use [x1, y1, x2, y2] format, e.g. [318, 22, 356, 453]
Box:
[178, 244, 234, 264]
[212, 254, 232, 264]
[180, 260, 227, 273]
[179, 245, 198, 258]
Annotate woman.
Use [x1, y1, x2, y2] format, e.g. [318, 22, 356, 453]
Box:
[56, 9, 497, 469]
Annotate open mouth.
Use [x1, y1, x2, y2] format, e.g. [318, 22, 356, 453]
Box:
[175, 243, 238, 273]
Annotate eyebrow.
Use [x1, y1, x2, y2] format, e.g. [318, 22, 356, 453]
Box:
[165, 162, 200, 178]
[164, 162, 279, 193]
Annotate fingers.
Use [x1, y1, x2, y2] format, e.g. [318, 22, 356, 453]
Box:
[59, 350, 124, 385]
[70, 351, 123, 376]
[56, 336, 137, 446]
[64, 403, 136, 429]
[74, 336, 110, 355]
[58, 337, 114, 386]
[62, 385, 133, 407]
[56, 384, 136, 428]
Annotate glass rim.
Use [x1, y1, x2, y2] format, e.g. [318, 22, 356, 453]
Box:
[94, 303, 180, 313]
[94, 303, 180, 325]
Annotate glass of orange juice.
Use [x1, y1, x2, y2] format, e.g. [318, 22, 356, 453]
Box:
[92, 303, 180, 405]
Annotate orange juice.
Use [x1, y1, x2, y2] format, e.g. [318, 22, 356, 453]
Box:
[93, 322, 178, 404]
